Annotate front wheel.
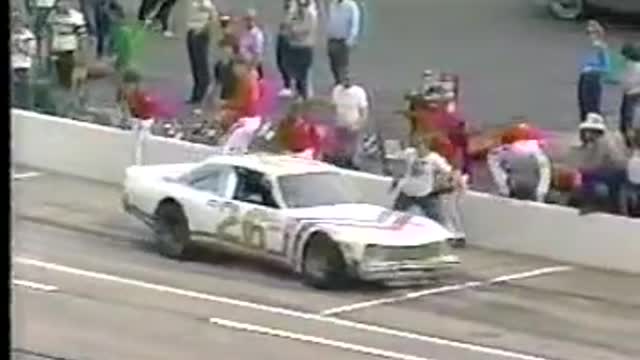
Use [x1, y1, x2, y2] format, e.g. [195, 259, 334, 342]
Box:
[548, 0, 586, 20]
[301, 233, 348, 289]
[153, 202, 192, 259]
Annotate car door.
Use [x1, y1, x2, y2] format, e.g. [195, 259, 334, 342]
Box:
[217, 167, 289, 260]
[177, 164, 237, 242]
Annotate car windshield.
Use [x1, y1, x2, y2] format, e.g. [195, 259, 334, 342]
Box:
[277, 172, 363, 208]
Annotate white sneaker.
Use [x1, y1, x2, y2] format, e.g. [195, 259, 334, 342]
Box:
[163, 30, 175, 38]
[278, 88, 294, 98]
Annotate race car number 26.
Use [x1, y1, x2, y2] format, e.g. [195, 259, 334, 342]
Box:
[216, 203, 267, 249]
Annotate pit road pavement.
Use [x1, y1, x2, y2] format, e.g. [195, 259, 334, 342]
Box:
[10, 169, 640, 360]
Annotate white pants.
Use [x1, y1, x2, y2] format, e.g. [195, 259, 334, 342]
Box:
[223, 116, 263, 154]
[132, 119, 154, 165]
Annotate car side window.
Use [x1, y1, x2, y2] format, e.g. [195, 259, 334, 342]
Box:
[232, 167, 279, 209]
[188, 166, 232, 197]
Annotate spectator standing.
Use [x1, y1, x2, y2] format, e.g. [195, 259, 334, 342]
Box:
[326, 0, 360, 85]
[186, 0, 217, 104]
[94, 0, 125, 59]
[11, 11, 37, 109]
[287, 0, 318, 100]
[209, 38, 239, 106]
[276, 0, 294, 97]
[139, 0, 179, 37]
[577, 20, 610, 122]
[620, 129, 640, 216]
[330, 74, 368, 168]
[487, 123, 552, 202]
[619, 43, 640, 148]
[238, 9, 265, 79]
[48, 0, 88, 90]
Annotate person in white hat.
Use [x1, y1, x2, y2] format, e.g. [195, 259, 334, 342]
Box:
[573, 113, 628, 213]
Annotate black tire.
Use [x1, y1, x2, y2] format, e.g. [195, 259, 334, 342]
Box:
[301, 233, 348, 289]
[153, 201, 192, 259]
[548, 0, 587, 20]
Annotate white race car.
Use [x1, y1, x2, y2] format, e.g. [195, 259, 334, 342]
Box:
[122, 153, 460, 288]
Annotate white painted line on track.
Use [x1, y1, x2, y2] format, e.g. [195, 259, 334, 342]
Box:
[209, 317, 434, 360]
[14, 256, 552, 360]
[320, 266, 573, 316]
[12, 279, 58, 292]
[12, 172, 42, 180]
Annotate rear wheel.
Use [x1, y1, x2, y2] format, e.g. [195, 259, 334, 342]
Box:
[548, 0, 587, 20]
[301, 233, 348, 289]
[153, 202, 192, 259]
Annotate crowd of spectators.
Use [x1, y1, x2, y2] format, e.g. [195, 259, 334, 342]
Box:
[10, 1, 639, 221]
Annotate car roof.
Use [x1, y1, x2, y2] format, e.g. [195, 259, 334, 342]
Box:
[203, 153, 338, 177]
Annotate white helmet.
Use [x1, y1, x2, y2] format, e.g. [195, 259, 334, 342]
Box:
[579, 113, 607, 132]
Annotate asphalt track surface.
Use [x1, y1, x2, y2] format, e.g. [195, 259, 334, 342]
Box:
[10, 168, 640, 360]
[83, 0, 640, 139]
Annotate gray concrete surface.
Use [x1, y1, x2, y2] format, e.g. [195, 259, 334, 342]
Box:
[10, 168, 640, 360]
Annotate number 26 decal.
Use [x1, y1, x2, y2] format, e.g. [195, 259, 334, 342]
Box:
[216, 203, 267, 249]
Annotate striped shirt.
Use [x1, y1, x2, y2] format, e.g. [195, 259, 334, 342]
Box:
[49, 9, 87, 52]
[187, 0, 216, 32]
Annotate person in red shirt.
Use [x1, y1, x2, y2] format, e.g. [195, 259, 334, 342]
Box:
[275, 101, 322, 159]
[118, 70, 157, 164]
[119, 69, 156, 121]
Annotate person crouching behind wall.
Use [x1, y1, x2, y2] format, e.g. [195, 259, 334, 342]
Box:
[572, 113, 628, 214]
[487, 123, 552, 202]
[389, 139, 466, 247]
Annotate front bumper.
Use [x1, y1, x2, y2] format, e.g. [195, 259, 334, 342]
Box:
[354, 255, 460, 282]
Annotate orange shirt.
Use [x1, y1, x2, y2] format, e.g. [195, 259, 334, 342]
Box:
[226, 69, 260, 118]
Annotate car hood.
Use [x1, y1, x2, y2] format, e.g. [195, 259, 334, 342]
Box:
[126, 163, 200, 180]
[284, 203, 453, 246]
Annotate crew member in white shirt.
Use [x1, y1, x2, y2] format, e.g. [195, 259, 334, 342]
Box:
[11, 11, 37, 109]
[48, 0, 88, 90]
[620, 43, 640, 148]
[389, 144, 453, 224]
[331, 74, 368, 168]
[186, 0, 216, 104]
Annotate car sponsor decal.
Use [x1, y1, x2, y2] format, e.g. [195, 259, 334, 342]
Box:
[216, 203, 267, 250]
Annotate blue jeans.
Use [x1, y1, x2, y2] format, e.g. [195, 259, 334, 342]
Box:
[578, 71, 602, 122]
[393, 192, 443, 224]
[286, 45, 313, 99]
[580, 168, 627, 209]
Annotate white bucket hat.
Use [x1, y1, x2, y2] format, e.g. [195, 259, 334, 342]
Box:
[579, 113, 607, 132]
